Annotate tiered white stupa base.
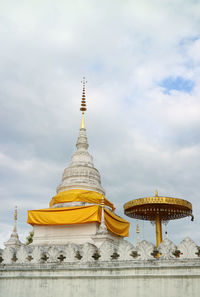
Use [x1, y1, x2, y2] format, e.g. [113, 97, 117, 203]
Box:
[31, 223, 120, 247]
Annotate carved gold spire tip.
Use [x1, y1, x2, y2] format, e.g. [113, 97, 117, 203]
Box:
[13, 206, 17, 232]
[100, 195, 105, 208]
[80, 77, 87, 128]
[136, 221, 140, 246]
[14, 206, 17, 221]
[155, 189, 158, 197]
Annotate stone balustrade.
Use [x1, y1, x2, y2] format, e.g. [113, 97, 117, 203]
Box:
[0, 237, 200, 265]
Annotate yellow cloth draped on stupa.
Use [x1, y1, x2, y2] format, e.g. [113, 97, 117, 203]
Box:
[27, 190, 130, 237]
[49, 189, 115, 211]
[27, 205, 101, 226]
[104, 208, 130, 237]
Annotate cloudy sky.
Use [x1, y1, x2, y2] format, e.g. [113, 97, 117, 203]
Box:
[1, 0, 200, 248]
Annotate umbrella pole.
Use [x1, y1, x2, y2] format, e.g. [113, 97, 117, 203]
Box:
[155, 214, 162, 247]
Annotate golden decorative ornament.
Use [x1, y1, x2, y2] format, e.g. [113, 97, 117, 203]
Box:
[80, 77, 87, 127]
[14, 206, 17, 221]
[124, 191, 193, 247]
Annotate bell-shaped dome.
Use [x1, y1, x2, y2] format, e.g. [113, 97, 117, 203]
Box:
[57, 127, 105, 195]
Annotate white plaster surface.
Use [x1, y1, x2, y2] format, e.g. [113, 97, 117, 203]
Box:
[32, 222, 119, 246]
[1, 261, 200, 297]
[1, 237, 200, 297]
[32, 222, 99, 245]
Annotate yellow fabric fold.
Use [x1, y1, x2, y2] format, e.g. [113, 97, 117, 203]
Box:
[27, 205, 101, 226]
[104, 208, 130, 237]
[49, 189, 115, 211]
[27, 205, 130, 237]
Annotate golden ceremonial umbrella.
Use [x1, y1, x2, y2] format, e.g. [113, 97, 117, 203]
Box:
[124, 190, 193, 247]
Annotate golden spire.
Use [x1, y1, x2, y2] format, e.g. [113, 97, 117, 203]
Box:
[136, 222, 140, 247]
[14, 206, 17, 220]
[101, 195, 105, 208]
[13, 206, 17, 232]
[136, 222, 139, 234]
[155, 189, 158, 197]
[97, 195, 108, 234]
[80, 77, 87, 129]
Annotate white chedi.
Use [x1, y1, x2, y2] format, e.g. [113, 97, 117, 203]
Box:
[4, 206, 22, 248]
[56, 127, 105, 199]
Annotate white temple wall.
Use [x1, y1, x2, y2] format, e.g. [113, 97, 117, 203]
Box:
[1, 263, 200, 297]
[1, 237, 200, 297]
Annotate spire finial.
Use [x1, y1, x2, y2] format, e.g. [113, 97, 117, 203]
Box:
[13, 206, 17, 232]
[155, 189, 158, 197]
[97, 195, 108, 234]
[136, 222, 139, 234]
[14, 206, 17, 221]
[136, 221, 140, 247]
[80, 77, 87, 129]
